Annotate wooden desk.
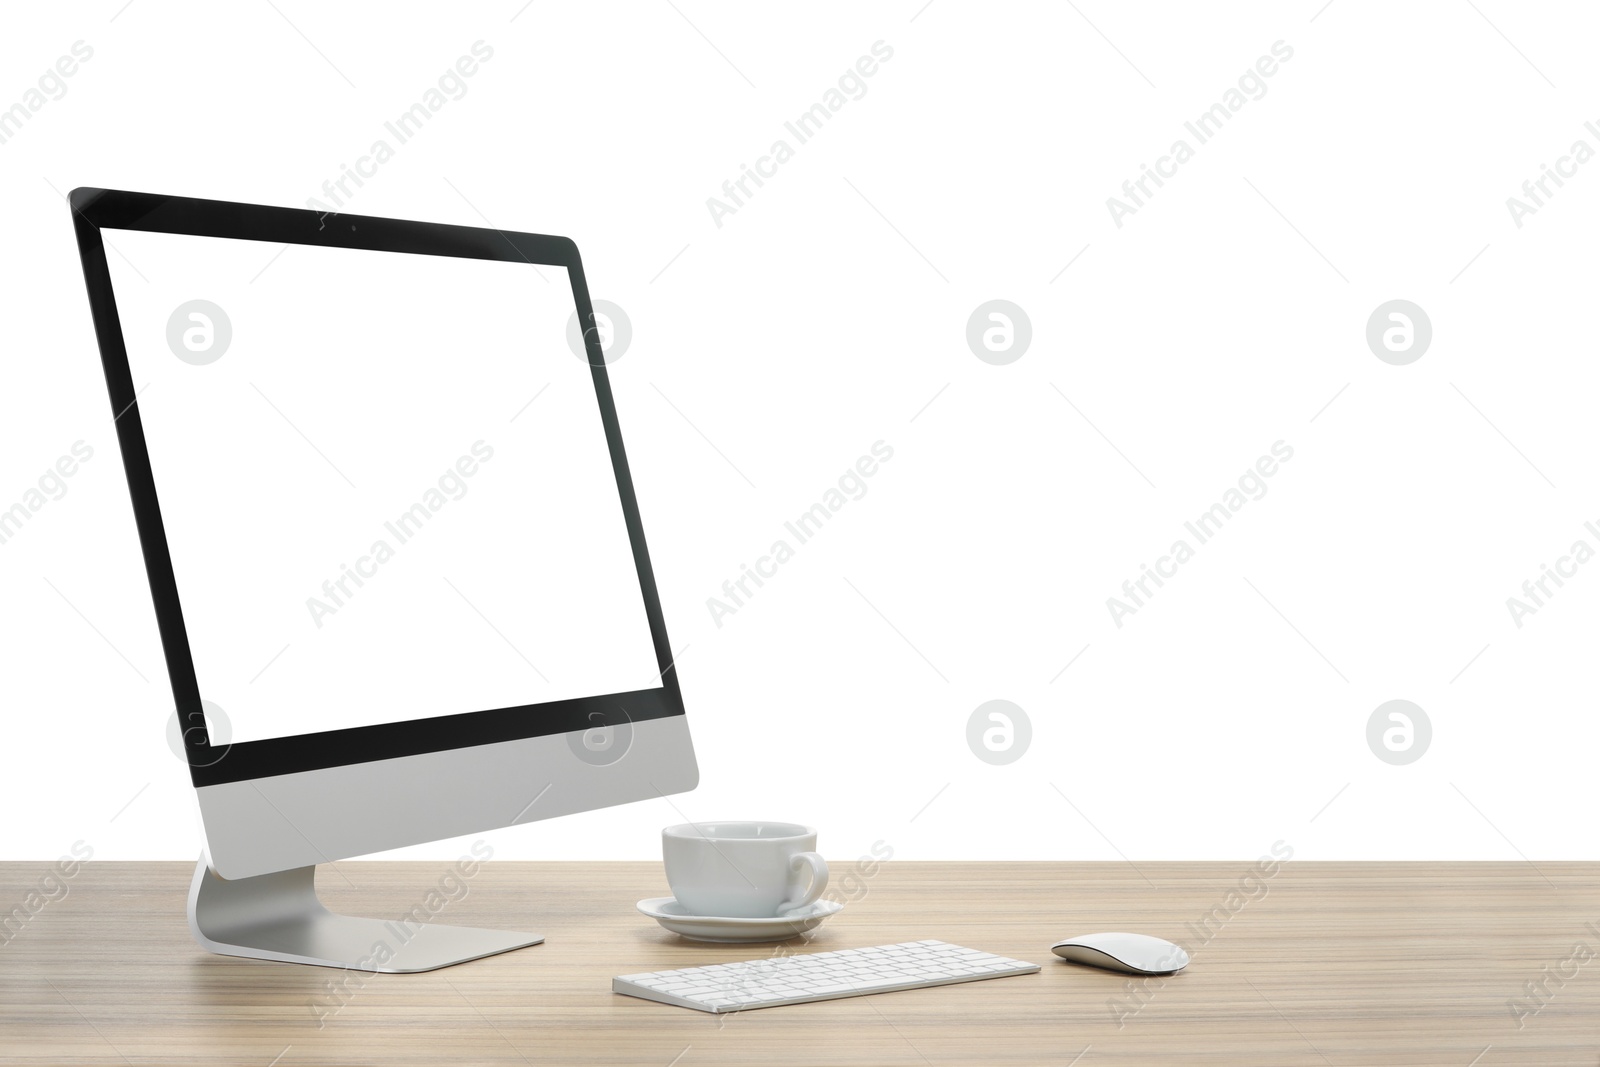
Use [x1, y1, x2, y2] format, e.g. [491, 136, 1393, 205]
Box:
[2, 861, 1597, 1065]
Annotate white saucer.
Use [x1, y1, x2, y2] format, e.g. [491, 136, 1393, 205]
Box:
[636, 897, 844, 943]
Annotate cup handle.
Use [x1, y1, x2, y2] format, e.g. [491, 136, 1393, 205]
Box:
[777, 852, 829, 915]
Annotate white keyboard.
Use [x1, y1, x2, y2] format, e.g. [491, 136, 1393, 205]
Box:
[614, 939, 1040, 1013]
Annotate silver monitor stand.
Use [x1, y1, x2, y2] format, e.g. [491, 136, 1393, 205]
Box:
[187, 858, 543, 972]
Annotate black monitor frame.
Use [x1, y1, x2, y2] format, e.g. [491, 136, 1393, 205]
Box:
[69, 187, 686, 788]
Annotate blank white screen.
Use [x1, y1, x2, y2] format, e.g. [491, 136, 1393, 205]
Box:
[104, 229, 660, 745]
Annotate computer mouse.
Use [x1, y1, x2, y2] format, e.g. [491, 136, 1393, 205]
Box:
[1050, 932, 1189, 975]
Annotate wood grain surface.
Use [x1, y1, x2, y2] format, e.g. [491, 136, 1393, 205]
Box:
[1, 860, 1597, 1065]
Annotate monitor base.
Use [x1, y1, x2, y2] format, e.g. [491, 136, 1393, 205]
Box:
[187, 858, 543, 972]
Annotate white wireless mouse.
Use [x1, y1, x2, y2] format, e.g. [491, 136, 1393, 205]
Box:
[1050, 932, 1189, 975]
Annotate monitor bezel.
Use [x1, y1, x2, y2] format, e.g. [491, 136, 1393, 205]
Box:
[69, 187, 686, 788]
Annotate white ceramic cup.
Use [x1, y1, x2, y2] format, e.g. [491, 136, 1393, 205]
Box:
[662, 821, 829, 918]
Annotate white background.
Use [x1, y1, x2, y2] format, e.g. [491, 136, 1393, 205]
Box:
[3, 1, 1596, 863]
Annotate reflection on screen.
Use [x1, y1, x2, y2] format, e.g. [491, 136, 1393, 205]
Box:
[104, 230, 660, 745]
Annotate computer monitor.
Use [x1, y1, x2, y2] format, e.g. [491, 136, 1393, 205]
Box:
[69, 188, 698, 970]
